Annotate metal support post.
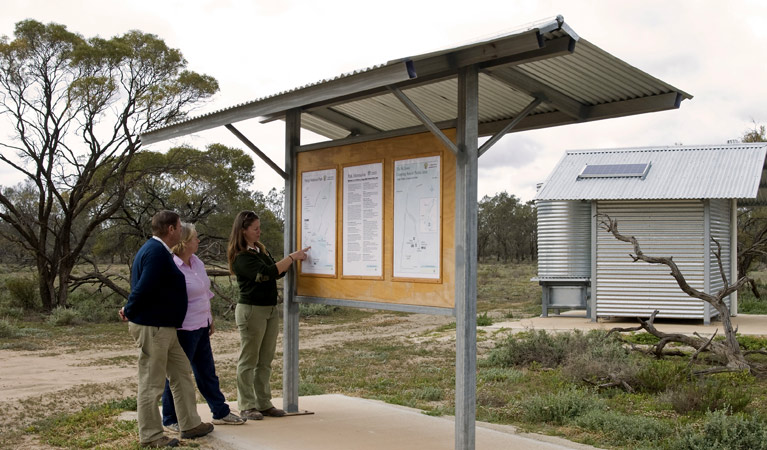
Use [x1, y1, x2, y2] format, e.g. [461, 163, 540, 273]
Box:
[283, 108, 300, 412]
[455, 65, 478, 450]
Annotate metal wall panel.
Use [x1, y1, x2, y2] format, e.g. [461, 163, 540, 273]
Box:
[596, 200, 706, 318]
[537, 201, 592, 278]
[709, 199, 731, 311]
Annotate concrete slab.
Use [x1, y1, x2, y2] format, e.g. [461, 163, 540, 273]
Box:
[486, 312, 767, 337]
[194, 395, 600, 450]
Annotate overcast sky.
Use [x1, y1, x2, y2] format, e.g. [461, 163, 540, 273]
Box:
[2, 0, 766, 201]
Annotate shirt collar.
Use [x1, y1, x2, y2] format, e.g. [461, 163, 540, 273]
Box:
[247, 246, 260, 253]
[152, 235, 173, 254]
[173, 253, 196, 268]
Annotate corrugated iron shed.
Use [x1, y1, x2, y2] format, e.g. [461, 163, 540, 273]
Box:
[140, 15, 691, 146]
[535, 143, 767, 201]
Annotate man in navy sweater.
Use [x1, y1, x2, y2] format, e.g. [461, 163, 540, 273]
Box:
[121, 211, 213, 448]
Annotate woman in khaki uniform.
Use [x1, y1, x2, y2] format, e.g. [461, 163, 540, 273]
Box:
[227, 210, 309, 420]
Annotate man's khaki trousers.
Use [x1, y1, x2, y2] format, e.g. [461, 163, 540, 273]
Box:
[129, 323, 201, 444]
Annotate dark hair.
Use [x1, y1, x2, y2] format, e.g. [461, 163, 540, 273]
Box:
[151, 210, 180, 237]
[227, 211, 264, 274]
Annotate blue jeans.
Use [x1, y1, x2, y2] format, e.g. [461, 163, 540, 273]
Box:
[161, 326, 230, 425]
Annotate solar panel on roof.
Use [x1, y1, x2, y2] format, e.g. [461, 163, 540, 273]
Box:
[578, 163, 650, 179]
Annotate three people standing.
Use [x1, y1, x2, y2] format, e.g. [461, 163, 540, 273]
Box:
[122, 209, 309, 447]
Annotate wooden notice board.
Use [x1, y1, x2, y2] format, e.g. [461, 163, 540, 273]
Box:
[296, 131, 456, 308]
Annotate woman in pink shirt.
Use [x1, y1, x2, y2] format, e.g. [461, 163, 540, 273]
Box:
[161, 222, 246, 431]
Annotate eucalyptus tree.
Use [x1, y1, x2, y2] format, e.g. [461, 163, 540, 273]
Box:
[0, 20, 218, 310]
[91, 143, 258, 265]
[477, 192, 536, 262]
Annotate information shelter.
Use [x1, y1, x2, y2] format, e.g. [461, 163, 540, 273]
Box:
[141, 15, 690, 450]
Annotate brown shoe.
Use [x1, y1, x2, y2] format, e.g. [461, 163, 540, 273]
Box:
[241, 408, 264, 420]
[142, 436, 180, 448]
[180, 422, 214, 439]
[259, 406, 286, 417]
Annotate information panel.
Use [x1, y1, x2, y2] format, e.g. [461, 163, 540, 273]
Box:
[393, 155, 441, 280]
[343, 162, 383, 278]
[300, 168, 337, 276]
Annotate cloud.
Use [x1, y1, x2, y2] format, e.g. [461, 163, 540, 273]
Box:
[1, 0, 766, 202]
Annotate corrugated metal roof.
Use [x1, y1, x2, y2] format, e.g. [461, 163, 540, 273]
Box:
[535, 143, 767, 201]
[140, 15, 691, 146]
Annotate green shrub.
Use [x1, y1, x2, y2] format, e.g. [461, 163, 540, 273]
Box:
[411, 386, 444, 402]
[68, 290, 121, 323]
[737, 334, 767, 351]
[487, 329, 568, 368]
[671, 410, 767, 450]
[106, 397, 137, 411]
[0, 318, 22, 338]
[574, 408, 672, 444]
[5, 276, 39, 310]
[667, 371, 753, 414]
[298, 382, 325, 396]
[520, 387, 604, 425]
[622, 331, 661, 345]
[738, 282, 767, 314]
[635, 358, 690, 393]
[561, 333, 634, 385]
[476, 311, 493, 326]
[488, 329, 610, 369]
[47, 306, 82, 326]
[0, 305, 25, 320]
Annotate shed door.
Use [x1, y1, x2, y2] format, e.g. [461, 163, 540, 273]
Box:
[596, 200, 705, 318]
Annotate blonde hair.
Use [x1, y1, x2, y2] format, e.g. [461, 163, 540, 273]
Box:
[171, 222, 197, 256]
[227, 211, 265, 274]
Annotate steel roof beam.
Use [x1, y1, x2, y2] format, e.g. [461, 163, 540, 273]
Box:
[478, 97, 543, 157]
[389, 86, 459, 155]
[485, 67, 588, 120]
[225, 124, 287, 179]
[479, 92, 683, 135]
[297, 91, 684, 152]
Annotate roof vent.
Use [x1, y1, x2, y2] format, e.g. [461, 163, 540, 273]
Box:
[578, 163, 651, 179]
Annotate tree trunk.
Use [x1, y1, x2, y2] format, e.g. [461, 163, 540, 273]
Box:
[713, 300, 749, 370]
[600, 214, 752, 372]
[37, 259, 55, 311]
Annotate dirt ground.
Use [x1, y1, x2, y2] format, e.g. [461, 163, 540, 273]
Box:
[0, 312, 455, 447]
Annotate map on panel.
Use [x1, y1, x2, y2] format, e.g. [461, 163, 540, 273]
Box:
[393, 155, 440, 279]
[301, 168, 336, 275]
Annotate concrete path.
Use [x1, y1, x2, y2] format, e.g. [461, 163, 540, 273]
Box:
[486, 312, 767, 336]
[195, 395, 600, 450]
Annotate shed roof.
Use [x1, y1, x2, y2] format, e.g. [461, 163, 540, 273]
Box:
[140, 15, 691, 147]
[534, 143, 767, 202]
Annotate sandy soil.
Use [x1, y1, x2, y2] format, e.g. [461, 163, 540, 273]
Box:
[0, 311, 455, 447]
